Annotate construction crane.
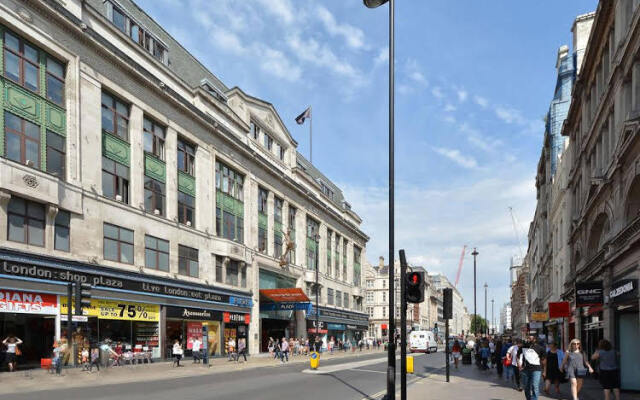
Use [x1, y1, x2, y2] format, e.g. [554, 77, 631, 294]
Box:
[454, 245, 467, 287]
[508, 206, 525, 261]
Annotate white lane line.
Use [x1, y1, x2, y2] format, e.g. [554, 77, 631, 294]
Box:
[349, 368, 387, 374]
[302, 353, 424, 375]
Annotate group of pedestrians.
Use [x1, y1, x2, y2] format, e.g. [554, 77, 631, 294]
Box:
[471, 334, 621, 400]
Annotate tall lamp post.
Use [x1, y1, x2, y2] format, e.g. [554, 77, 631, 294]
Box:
[471, 248, 478, 335]
[314, 233, 321, 346]
[491, 298, 494, 335]
[484, 283, 488, 336]
[363, 1, 394, 399]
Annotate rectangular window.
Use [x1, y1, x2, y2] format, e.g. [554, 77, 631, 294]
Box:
[335, 235, 341, 278]
[54, 210, 70, 252]
[288, 206, 296, 263]
[144, 176, 165, 216]
[4, 112, 40, 168]
[143, 117, 165, 160]
[178, 245, 198, 278]
[306, 217, 319, 270]
[46, 130, 65, 178]
[263, 133, 273, 150]
[102, 156, 129, 203]
[366, 292, 373, 303]
[7, 197, 45, 246]
[226, 259, 240, 287]
[46, 56, 65, 106]
[3, 31, 39, 93]
[343, 240, 348, 279]
[343, 293, 349, 309]
[383, 292, 386, 302]
[258, 226, 267, 254]
[177, 138, 195, 175]
[101, 92, 129, 141]
[368, 307, 374, 317]
[327, 288, 334, 305]
[216, 256, 223, 283]
[250, 122, 258, 140]
[215, 161, 244, 243]
[103, 223, 133, 264]
[279, 146, 285, 161]
[353, 246, 362, 287]
[144, 235, 169, 272]
[336, 290, 342, 307]
[258, 188, 268, 214]
[326, 230, 332, 276]
[112, 5, 127, 32]
[178, 191, 195, 226]
[258, 187, 268, 253]
[274, 197, 283, 257]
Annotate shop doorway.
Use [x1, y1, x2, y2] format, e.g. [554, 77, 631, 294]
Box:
[261, 319, 291, 352]
[0, 313, 55, 370]
[619, 312, 640, 390]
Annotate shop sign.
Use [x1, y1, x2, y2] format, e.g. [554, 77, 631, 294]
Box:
[1, 260, 251, 307]
[548, 302, 571, 318]
[327, 323, 345, 331]
[609, 279, 638, 304]
[166, 306, 222, 321]
[60, 314, 89, 322]
[531, 312, 549, 322]
[259, 288, 309, 303]
[61, 297, 159, 322]
[223, 312, 249, 324]
[576, 281, 603, 307]
[260, 302, 312, 312]
[307, 320, 327, 333]
[345, 325, 359, 330]
[529, 321, 543, 329]
[0, 289, 57, 314]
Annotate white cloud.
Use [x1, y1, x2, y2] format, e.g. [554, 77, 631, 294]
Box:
[316, 5, 366, 50]
[444, 103, 456, 112]
[375, 47, 389, 66]
[431, 87, 444, 99]
[255, 0, 295, 24]
[474, 95, 489, 108]
[409, 71, 428, 86]
[433, 146, 478, 169]
[258, 45, 302, 82]
[495, 106, 526, 125]
[457, 90, 468, 103]
[444, 115, 456, 124]
[459, 123, 503, 153]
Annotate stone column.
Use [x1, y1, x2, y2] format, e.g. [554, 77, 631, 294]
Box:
[78, 72, 102, 191]
[0, 190, 11, 242]
[195, 146, 213, 234]
[267, 191, 274, 257]
[297, 210, 306, 268]
[46, 204, 59, 252]
[128, 105, 144, 209]
[319, 223, 327, 276]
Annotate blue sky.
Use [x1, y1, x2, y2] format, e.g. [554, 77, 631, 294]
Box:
[138, 0, 597, 319]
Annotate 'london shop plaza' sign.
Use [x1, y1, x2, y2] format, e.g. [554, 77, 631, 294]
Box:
[576, 281, 604, 307]
[2, 260, 252, 307]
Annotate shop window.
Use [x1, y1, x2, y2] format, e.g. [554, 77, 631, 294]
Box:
[46, 130, 65, 179]
[54, 210, 70, 252]
[102, 156, 129, 204]
[177, 138, 195, 176]
[178, 245, 198, 278]
[178, 191, 195, 226]
[101, 91, 129, 141]
[46, 57, 65, 106]
[145, 235, 169, 272]
[7, 197, 45, 246]
[143, 117, 165, 160]
[103, 223, 134, 264]
[3, 31, 39, 93]
[4, 112, 40, 168]
[216, 256, 223, 283]
[144, 177, 165, 216]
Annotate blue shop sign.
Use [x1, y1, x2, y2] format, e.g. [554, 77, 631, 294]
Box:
[260, 302, 312, 312]
[327, 323, 345, 331]
[230, 296, 253, 307]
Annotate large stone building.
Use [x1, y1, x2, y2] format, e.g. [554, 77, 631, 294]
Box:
[500, 302, 512, 334]
[429, 272, 469, 336]
[0, 0, 368, 364]
[560, 0, 640, 390]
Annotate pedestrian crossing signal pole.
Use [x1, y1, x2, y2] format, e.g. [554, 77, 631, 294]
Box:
[443, 288, 453, 383]
[399, 250, 408, 400]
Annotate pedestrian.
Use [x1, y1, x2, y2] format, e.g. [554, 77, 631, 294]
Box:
[561, 339, 594, 400]
[172, 339, 183, 367]
[591, 339, 620, 400]
[227, 337, 236, 361]
[329, 337, 335, 354]
[489, 339, 496, 368]
[81, 346, 90, 371]
[517, 336, 546, 400]
[452, 340, 462, 369]
[494, 340, 503, 377]
[509, 339, 522, 391]
[268, 337, 275, 359]
[359, 339, 363, 352]
[52, 340, 63, 375]
[2, 334, 22, 372]
[237, 338, 247, 363]
[480, 342, 490, 370]
[280, 337, 289, 363]
[191, 336, 202, 363]
[89, 347, 100, 372]
[543, 342, 564, 396]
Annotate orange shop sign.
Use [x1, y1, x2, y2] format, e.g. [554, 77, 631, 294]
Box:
[530, 312, 549, 322]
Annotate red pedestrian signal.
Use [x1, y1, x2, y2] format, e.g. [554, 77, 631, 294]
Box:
[405, 271, 425, 303]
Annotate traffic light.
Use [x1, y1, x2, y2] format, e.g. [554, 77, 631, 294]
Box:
[405, 271, 425, 303]
[74, 282, 92, 315]
[443, 288, 453, 319]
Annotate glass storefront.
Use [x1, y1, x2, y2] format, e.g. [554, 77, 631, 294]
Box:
[165, 307, 222, 358]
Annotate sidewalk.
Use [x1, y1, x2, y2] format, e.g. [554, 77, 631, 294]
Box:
[0, 348, 386, 396]
[409, 363, 640, 400]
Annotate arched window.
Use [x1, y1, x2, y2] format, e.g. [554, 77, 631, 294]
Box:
[587, 213, 610, 257]
[624, 176, 640, 224]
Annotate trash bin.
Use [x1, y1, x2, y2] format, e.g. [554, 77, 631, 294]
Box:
[309, 351, 320, 369]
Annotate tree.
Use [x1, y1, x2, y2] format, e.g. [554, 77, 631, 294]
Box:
[470, 314, 488, 335]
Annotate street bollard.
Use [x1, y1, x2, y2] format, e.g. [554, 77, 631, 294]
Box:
[407, 355, 414, 374]
[309, 351, 320, 369]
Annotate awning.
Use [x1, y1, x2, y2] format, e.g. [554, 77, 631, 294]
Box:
[260, 288, 309, 302]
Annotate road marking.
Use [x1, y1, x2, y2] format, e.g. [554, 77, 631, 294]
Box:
[302, 353, 424, 374]
[349, 368, 387, 374]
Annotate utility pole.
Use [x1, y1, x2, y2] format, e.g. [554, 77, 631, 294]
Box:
[471, 248, 478, 334]
[491, 299, 495, 335]
[484, 283, 488, 335]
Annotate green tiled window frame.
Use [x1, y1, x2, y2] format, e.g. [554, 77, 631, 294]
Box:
[178, 170, 196, 196]
[103, 131, 130, 166]
[144, 153, 166, 183]
[258, 212, 268, 229]
[216, 190, 244, 242]
[0, 25, 67, 172]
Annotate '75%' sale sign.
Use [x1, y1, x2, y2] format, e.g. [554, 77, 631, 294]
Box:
[61, 297, 159, 322]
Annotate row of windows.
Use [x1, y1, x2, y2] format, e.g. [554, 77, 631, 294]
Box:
[249, 121, 286, 162]
[7, 197, 69, 251]
[325, 288, 362, 311]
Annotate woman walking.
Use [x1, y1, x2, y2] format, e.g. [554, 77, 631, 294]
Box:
[2, 334, 23, 372]
[451, 340, 462, 369]
[543, 342, 564, 396]
[172, 339, 183, 367]
[591, 339, 620, 400]
[561, 339, 594, 400]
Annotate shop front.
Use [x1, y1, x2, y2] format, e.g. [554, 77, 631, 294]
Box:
[610, 278, 639, 390]
[0, 289, 58, 369]
[223, 311, 250, 355]
[327, 323, 345, 343]
[165, 306, 222, 358]
[308, 306, 369, 348]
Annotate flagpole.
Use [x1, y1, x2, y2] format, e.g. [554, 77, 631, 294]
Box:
[309, 106, 313, 164]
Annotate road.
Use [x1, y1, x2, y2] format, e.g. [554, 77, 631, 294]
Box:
[5, 351, 446, 400]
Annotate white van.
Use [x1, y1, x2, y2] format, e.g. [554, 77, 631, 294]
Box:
[409, 330, 438, 353]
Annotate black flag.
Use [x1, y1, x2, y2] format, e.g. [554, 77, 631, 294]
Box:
[295, 107, 312, 125]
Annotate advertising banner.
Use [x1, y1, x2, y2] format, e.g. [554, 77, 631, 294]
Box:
[548, 302, 571, 318]
[0, 290, 57, 314]
[531, 312, 549, 322]
[61, 297, 159, 322]
[186, 322, 202, 350]
[576, 281, 603, 307]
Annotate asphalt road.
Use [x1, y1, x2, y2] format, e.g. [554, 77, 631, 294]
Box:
[6, 351, 446, 400]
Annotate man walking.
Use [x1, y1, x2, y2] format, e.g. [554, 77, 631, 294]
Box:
[517, 336, 546, 400]
[280, 337, 289, 363]
[508, 339, 523, 391]
[191, 336, 202, 363]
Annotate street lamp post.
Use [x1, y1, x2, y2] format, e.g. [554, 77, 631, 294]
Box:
[314, 233, 321, 346]
[363, 1, 394, 399]
[484, 283, 488, 336]
[471, 248, 478, 335]
[491, 298, 494, 335]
